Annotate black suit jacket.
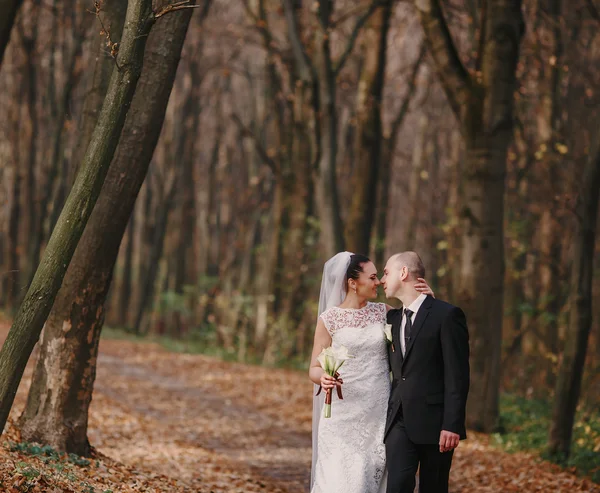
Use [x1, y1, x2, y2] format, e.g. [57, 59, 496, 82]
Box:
[385, 295, 470, 444]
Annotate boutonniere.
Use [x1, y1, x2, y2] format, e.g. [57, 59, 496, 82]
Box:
[384, 324, 395, 352]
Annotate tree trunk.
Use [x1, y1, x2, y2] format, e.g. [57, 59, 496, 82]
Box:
[135, 175, 155, 313]
[117, 214, 135, 327]
[548, 136, 600, 459]
[18, 2, 199, 453]
[67, 1, 127, 187]
[22, 9, 40, 293]
[0, 0, 23, 67]
[315, 0, 344, 257]
[280, 81, 315, 334]
[416, 0, 525, 432]
[345, 0, 391, 254]
[375, 44, 426, 267]
[536, 0, 564, 387]
[133, 168, 179, 334]
[0, 0, 157, 440]
[36, 33, 86, 266]
[4, 144, 21, 310]
[173, 103, 197, 309]
[538, 206, 562, 380]
[405, 114, 428, 243]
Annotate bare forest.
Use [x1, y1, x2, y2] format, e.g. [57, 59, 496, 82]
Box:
[0, 0, 599, 490]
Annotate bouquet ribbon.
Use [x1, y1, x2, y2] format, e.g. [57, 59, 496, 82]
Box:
[315, 371, 343, 402]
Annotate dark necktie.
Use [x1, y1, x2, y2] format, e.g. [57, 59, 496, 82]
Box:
[404, 308, 414, 354]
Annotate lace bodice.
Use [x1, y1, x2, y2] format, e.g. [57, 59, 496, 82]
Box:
[320, 302, 387, 336]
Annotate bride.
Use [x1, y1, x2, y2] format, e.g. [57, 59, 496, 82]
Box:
[309, 252, 433, 493]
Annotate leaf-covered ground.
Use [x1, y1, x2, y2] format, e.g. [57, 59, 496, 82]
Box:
[0, 321, 599, 492]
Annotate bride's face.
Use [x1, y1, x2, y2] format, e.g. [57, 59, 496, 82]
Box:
[349, 261, 380, 299]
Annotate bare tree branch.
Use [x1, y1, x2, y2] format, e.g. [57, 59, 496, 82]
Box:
[154, 0, 207, 19]
[414, 0, 472, 120]
[240, 0, 258, 20]
[331, 0, 383, 27]
[586, 0, 600, 21]
[231, 113, 278, 174]
[334, 0, 385, 76]
[91, 1, 123, 68]
[282, 0, 315, 82]
[388, 41, 427, 144]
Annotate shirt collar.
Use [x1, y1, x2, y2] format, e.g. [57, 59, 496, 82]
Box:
[406, 293, 428, 315]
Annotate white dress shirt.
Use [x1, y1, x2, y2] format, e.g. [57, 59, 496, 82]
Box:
[400, 293, 428, 355]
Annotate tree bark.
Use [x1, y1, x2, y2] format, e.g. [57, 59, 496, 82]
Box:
[133, 167, 179, 334]
[416, 0, 525, 431]
[117, 214, 135, 327]
[67, 0, 127, 187]
[172, 97, 197, 334]
[18, 1, 202, 453]
[18, 2, 200, 453]
[536, 0, 564, 387]
[405, 114, 428, 243]
[22, 6, 41, 294]
[345, 0, 391, 254]
[4, 134, 22, 310]
[548, 134, 600, 459]
[0, 0, 23, 67]
[35, 30, 86, 272]
[0, 0, 157, 440]
[314, 0, 345, 257]
[375, 44, 426, 267]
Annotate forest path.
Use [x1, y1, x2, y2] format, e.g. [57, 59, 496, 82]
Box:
[3, 326, 599, 492]
[89, 337, 312, 492]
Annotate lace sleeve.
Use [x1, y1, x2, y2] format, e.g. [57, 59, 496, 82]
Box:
[319, 310, 335, 336]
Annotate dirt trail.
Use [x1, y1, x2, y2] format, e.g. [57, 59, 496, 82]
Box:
[75, 338, 312, 492]
[91, 347, 311, 492]
[3, 326, 599, 492]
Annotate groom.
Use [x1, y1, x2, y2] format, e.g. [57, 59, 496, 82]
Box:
[380, 252, 470, 493]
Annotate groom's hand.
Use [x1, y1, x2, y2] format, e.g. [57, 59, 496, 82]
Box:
[439, 430, 460, 453]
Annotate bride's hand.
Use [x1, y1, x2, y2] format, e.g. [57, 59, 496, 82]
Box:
[320, 373, 343, 390]
[415, 277, 434, 298]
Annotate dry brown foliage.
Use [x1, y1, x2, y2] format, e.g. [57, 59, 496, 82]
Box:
[0, 319, 598, 492]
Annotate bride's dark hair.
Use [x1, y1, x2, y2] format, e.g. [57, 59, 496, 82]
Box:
[345, 254, 371, 289]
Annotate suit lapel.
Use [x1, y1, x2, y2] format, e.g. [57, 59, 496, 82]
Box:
[402, 295, 433, 367]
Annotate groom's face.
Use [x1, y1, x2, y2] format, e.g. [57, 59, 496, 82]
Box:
[381, 259, 404, 299]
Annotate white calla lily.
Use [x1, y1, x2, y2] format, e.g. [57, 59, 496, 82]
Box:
[317, 345, 353, 418]
[383, 324, 393, 343]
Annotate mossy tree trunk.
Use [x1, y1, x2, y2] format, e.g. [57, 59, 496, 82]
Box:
[16, 1, 206, 454]
[0, 0, 157, 437]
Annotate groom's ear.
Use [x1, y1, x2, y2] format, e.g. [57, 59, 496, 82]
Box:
[400, 266, 409, 281]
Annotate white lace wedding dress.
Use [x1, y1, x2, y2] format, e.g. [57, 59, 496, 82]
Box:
[312, 302, 390, 493]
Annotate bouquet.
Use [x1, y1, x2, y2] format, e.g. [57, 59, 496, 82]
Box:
[316, 346, 352, 418]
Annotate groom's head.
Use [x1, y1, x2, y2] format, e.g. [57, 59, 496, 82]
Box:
[381, 251, 425, 299]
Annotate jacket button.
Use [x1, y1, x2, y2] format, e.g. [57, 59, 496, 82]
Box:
[402, 377, 406, 381]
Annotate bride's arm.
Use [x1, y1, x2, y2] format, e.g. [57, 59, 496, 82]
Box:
[309, 319, 340, 390]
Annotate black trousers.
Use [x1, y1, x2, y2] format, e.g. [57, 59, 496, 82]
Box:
[385, 412, 453, 493]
